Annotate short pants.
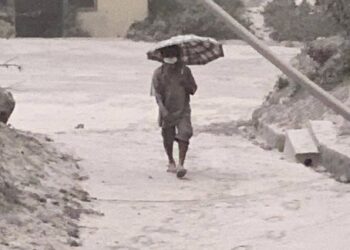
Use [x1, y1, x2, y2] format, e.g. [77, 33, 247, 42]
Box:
[161, 111, 193, 143]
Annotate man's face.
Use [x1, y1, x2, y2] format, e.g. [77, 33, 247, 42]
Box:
[163, 47, 179, 58]
[161, 46, 180, 65]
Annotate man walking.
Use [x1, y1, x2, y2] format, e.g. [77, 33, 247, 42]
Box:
[152, 45, 197, 178]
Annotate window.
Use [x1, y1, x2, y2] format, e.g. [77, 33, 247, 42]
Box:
[69, 0, 97, 11]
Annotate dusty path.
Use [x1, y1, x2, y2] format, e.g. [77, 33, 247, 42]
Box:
[2, 39, 350, 249]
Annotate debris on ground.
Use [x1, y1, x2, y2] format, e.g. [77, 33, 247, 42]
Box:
[0, 123, 91, 250]
[0, 87, 15, 124]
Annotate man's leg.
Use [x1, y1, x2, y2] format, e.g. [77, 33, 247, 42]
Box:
[175, 114, 193, 178]
[176, 140, 188, 178]
[162, 126, 176, 172]
[178, 140, 189, 167]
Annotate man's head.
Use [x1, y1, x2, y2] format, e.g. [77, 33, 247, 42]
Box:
[160, 45, 181, 64]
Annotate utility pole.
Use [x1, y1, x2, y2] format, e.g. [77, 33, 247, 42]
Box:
[61, 0, 69, 37]
[201, 0, 350, 121]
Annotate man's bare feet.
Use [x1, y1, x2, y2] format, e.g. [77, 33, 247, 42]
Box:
[176, 165, 187, 178]
[167, 162, 177, 173]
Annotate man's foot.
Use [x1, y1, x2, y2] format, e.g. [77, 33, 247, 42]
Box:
[167, 162, 177, 173]
[176, 165, 187, 178]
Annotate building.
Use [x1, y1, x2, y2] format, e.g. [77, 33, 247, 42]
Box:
[0, 0, 148, 37]
[0, 0, 15, 37]
[75, 0, 148, 37]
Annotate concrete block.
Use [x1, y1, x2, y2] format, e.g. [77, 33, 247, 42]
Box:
[307, 120, 337, 147]
[284, 129, 320, 166]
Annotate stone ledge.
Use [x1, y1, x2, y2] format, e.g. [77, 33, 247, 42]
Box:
[308, 120, 350, 182]
[255, 119, 350, 183]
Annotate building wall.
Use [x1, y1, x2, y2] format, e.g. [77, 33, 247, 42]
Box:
[0, 0, 15, 38]
[77, 0, 148, 37]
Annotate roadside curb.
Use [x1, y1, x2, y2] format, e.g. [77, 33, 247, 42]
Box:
[255, 120, 350, 183]
[308, 120, 350, 182]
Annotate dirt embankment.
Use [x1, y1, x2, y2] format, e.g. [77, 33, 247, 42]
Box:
[253, 36, 350, 132]
[0, 123, 92, 250]
[252, 35, 350, 153]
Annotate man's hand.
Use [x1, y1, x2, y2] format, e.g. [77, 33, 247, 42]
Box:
[160, 108, 169, 119]
[164, 110, 182, 122]
[180, 80, 197, 95]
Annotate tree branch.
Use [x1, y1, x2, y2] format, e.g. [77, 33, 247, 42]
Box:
[0, 57, 22, 71]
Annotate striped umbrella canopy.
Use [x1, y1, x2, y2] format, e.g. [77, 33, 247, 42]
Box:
[147, 34, 224, 65]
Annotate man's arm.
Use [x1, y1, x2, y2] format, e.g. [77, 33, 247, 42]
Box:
[183, 67, 198, 95]
[155, 92, 168, 117]
[152, 70, 169, 117]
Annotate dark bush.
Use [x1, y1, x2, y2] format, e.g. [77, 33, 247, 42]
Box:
[63, 4, 90, 37]
[318, 0, 350, 34]
[148, 0, 182, 19]
[293, 36, 350, 90]
[263, 0, 340, 41]
[127, 0, 251, 41]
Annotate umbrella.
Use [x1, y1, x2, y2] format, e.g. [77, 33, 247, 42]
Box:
[147, 34, 224, 65]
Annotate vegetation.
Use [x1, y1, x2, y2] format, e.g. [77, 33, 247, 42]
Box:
[263, 0, 339, 41]
[127, 0, 251, 41]
[63, 3, 90, 37]
[318, 0, 350, 34]
[0, 4, 15, 38]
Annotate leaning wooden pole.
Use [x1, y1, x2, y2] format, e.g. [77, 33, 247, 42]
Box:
[201, 0, 350, 121]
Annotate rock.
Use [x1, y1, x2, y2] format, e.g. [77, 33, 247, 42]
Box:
[59, 188, 68, 194]
[305, 36, 345, 65]
[260, 144, 273, 151]
[0, 241, 9, 247]
[75, 124, 84, 129]
[4, 214, 23, 227]
[0, 88, 15, 124]
[76, 175, 89, 181]
[38, 213, 50, 224]
[338, 175, 349, 183]
[64, 206, 81, 220]
[68, 239, 81, 247]
[67, 227, 79, 239]
[45, 136, 54, 142]
[71, 187, 91, 202]
[51, 200, 60, 206]
[0, 20, 15, 38]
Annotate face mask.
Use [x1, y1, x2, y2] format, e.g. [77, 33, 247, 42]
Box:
[163, 57, 178, 64]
